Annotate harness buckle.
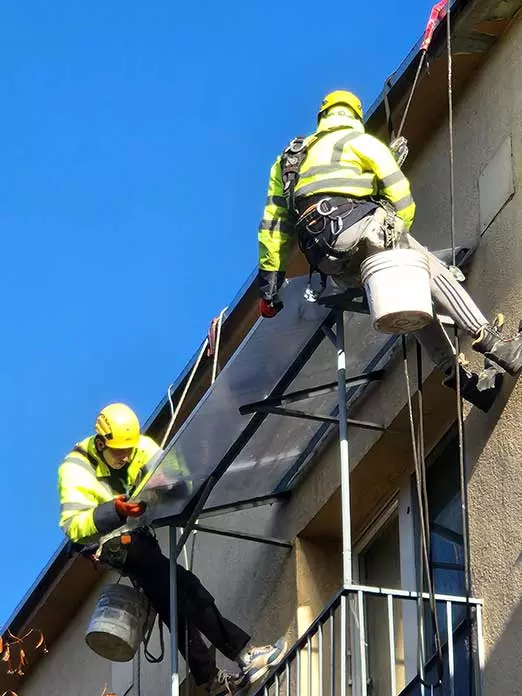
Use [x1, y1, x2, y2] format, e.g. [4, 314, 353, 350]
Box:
[316, 197, 337, 217]
[287, 136, 307, 154]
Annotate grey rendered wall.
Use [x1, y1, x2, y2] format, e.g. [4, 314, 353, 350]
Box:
[406, 16, 522, 696]
[21, 580, 112, 696]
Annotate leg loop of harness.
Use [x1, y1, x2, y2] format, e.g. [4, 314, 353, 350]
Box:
[297, 196, 377, 302]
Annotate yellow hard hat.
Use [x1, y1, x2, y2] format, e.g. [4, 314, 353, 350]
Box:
[318, 90, 363, 121]
[95, 403, 140, 449]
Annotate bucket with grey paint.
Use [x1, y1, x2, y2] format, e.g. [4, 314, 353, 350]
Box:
[85, 583, 151, 662]
[361, 248, 433, 333]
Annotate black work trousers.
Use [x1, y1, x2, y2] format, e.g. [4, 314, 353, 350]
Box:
[121, 532, 250, 685]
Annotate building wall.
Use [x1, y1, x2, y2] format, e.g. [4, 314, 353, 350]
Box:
[406, 14, 522, 696]
[21, 580, 112, 696]
[433, 18, 522, 696]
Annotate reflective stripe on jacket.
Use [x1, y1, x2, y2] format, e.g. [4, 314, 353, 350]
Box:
[258, 113, 416, 276]
[58, 434, 161, 544]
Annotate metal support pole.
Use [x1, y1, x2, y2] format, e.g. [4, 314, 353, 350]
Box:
[340, 593, 347, 696]
[447, 601, 455, 696]
[476, 605, 486, 696]
[387, 594, 397, 696]
[169, 526, 180, 696]
[336, 309, 352, 586]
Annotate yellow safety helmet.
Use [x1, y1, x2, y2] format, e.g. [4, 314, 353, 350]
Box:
[95, 403, 140, 449]
[318, 90, 363, 121]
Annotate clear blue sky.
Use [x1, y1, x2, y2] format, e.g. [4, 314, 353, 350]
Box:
[0, 0, 438, 627]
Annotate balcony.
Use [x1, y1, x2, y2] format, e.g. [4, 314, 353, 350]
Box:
[253, 584, 484, 696]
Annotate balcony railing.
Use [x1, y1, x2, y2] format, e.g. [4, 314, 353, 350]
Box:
[254, 585, 484, 696]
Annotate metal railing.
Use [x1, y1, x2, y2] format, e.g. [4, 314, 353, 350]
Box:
[254, 585, 484, 696]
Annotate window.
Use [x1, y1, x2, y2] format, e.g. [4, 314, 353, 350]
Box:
[415, 428, 468, 656]
[426, 429, 465, 599]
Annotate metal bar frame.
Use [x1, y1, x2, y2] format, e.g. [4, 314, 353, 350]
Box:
[318, 288, 370, 314]
[340, 593, 347, 696]
[169, 527, 180, 696]
[158, 251, 477, 696]
[274, 334, 399, 493]
[447, 601, 455, 696]
[357, 590, 368, 696]
[161, 315, 333, 694]
[336, 309, 353, 588]
[387, 594, 397, 695]
[476, 604, 486, 696]
[239, 371, 384, 414]
[248, 404, 386, 432]
[191, 523, 293, 548]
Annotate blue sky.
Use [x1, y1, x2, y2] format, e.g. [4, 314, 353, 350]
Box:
[0, 0, 439, 627]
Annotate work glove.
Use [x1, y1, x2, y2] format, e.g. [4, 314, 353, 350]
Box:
[258, 269, 285, 318]
[114, 494, 146, 519]
[258, 297, 283, 318]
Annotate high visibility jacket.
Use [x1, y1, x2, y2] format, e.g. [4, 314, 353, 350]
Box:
[258, 114, 416, 296]
[58, 434, 161, 544]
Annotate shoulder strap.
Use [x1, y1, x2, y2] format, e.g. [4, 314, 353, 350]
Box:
[280, 126, 355, 213]
[72, 444, 100, 471]
[281, 136, 309, 214]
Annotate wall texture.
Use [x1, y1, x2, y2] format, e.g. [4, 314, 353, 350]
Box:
[407, 14, 522, 695]
[21, 581, 112, 696]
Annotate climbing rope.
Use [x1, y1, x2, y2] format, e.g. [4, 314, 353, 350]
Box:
[402, 337, 444, 689]
[388, 3, 452, 689]
[156, 309, 228, 691]
[444, 3, 475, 693]
[398, 1, 475, 689]
[161, 340, 208, 449]
[383, 1, 448, 160]
[161, 307, 228, 449]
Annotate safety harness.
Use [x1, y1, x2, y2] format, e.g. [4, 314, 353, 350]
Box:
[73, 444, 99, 468]
[280, 128, 346, 214]
[280, 132, 397, 299]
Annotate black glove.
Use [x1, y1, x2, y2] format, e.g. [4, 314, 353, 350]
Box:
[258, 269, 285, 315]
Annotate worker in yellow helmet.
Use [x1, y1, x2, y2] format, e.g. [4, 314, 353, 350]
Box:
[257, 89, 522, 405]
[58, 403, 285, 695]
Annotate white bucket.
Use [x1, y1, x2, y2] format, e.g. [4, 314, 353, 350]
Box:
[85, 583, 151, 662]
[360, 249, 433, 333]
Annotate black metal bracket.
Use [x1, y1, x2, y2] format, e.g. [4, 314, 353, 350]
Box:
[174, 476, 217, 557]
[192, 523, 293, 549]
[247, 405, 386, 433]
[239, 369, 386, 432]
[239, 371, 384, 414]
[318, 288, 370, 313]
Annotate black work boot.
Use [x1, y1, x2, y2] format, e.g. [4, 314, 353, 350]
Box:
[443, 361, 503, 413]
[472, 323, 522, 375]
